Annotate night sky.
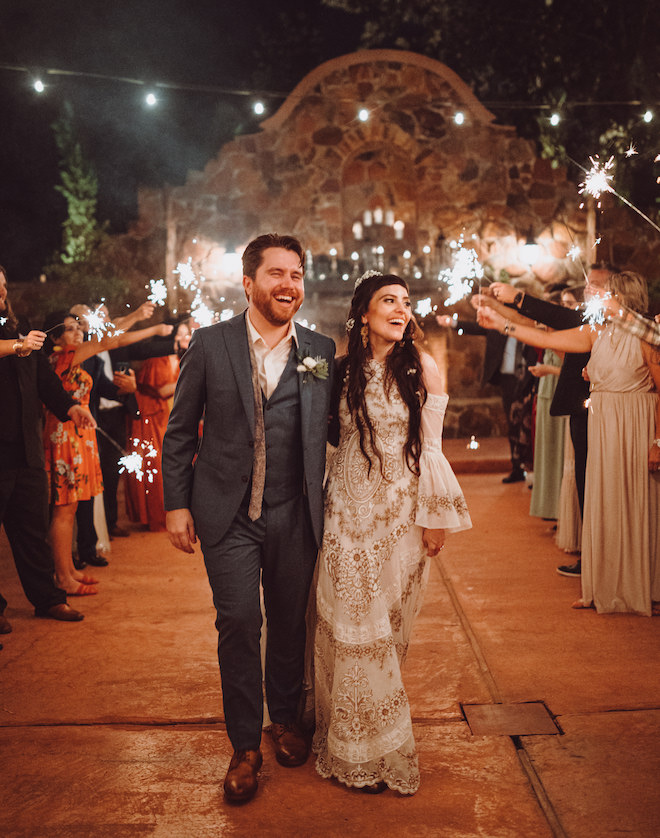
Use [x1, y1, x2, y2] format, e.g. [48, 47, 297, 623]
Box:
[0, 0, 361, 281]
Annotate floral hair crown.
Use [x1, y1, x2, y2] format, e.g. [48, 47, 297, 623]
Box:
[346, 270, 384, 331]
[354, 269, 383, 291]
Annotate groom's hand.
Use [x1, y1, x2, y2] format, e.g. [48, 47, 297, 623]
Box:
[166, 508, 197, 553]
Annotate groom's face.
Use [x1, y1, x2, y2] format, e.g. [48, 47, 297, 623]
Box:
[244, 247, 304, 326]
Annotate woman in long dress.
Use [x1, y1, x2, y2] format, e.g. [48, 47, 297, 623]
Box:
[312, 273, 472, 795]
[479, 271, 660, 615]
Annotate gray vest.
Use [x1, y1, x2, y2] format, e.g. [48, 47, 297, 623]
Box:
[262, 348, 303, 506]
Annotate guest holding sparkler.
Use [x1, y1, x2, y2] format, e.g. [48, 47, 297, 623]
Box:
[489, 265, 613, 576]
[125, 318, 191, 531]
[42, 311, 173, 595]
[0, 267, 94, 631]
[478, 271, 660, 616]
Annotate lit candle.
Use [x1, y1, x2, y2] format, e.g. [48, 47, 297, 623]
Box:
[394, 220, 405, 240]
[352, 221, 363, 240]
[373, 207, 383, 224]
[385, 210, 394, 226]
[364, 210, 373, 227]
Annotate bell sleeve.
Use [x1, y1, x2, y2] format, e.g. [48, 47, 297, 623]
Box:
[415, 393, 472, 533]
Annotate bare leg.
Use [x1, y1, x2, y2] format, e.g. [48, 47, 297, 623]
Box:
[50, 502, 97, 595]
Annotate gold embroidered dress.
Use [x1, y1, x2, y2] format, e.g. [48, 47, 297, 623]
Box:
[313, 361, 471, 793]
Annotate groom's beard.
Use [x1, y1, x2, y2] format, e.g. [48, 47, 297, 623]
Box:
[251, 284, 303, 326]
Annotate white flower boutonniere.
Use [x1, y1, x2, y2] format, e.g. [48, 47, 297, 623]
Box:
[296, 350, 329, 381]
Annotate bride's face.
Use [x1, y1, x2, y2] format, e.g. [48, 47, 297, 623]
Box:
[361, 284, 411, 346]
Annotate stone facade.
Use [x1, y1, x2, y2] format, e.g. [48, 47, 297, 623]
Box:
[125, 49, 635, 437]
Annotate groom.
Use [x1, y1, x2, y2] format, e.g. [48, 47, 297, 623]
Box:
[163, 233, 335, 803]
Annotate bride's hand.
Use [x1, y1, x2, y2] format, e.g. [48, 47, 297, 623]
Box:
[422, 527, 445, 557]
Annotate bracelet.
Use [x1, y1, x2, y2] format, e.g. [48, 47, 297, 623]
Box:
[503, 320, 516, 335]
[13, 339, 31, 357]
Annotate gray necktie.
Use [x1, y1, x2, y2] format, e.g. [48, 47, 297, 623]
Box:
[246, 334, 266, 521]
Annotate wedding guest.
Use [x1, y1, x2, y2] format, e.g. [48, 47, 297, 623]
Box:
[0, 267, 91, 628]
[313, 272, 471, 794]
[479, 271, 660, 615]
[163, 234, 335, 804]
[126, 319, 191, 531]
[43, 311, 173, 595]
[490, 264, 614, 576]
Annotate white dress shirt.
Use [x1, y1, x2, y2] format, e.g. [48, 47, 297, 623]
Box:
[246, 312, 298, 399]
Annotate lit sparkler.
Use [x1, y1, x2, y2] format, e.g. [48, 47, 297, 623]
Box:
[415, 297, 433, 318]
[174, 259, 197, 290]
[567, 244, 581, 261]
[582, 293, 612, 330]
[438, 240, 484, 307]
[579, 155, 615, 205]
[0, 317, 7, 326]
[190, 298, 216, 328]
[118, 438, 159, 483]
[219, 308, 235, 322]
[624, 142, 638, 158]
[147, 278, 168, 307]
[85, 304, 123, 340]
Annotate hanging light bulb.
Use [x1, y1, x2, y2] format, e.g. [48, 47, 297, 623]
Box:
[454, 111, 465, 125]
[253, 101, 265, 116]
[358, 108, 369, 122]
[145, 91, 158, 107]
[520, 228, 541, 266]
[550, 112, 561, 126]
[33, 79, 45, 93]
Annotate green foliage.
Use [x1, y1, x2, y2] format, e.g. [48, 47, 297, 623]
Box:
[52, 101, 100, 264]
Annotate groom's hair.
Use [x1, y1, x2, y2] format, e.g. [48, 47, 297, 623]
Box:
[242, 233, 305, 279]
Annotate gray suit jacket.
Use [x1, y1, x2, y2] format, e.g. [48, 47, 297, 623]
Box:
[162, 312, 335, 548]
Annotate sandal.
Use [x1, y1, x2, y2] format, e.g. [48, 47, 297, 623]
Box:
[571, 598, 593, 610]
[68, 583, 98, 597]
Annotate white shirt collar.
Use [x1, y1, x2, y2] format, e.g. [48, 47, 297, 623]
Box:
[246, 310, 299, 349]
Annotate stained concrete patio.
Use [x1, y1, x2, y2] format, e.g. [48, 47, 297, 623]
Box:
[1, 440, 659, 837]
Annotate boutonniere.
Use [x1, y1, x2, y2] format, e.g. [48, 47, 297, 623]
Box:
[296, 349, 329, 381]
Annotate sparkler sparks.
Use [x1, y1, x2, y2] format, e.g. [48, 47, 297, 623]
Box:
[579, 155, 615, 205]
[174, 259, 197, 290]
[415, 297, 433, 318]
[0, 317, 6, 326]
[118, 438, 159, 483]
[85, 304, 122, 340]
[147, 278, 168, 307]
[567, 244, 581, 261]
[624, 142, 638, 158]
[438, 240, 484, 307]
[581, 293, 612, 330]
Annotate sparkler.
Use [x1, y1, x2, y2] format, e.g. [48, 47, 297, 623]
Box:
[438, 240, 484, 307]
[96, 427, 158, 482]
[86, 304, 123, 340]
[578, 155, 614, 207]
[567, 244, 581, 261]
[147, 278, 168, 307]
[624, 143, 638, 158]
[174, 259, 197, 290]
[0, 317, 7, 326]
[581, 293, 612, 330]
[415, 297, 433, 318]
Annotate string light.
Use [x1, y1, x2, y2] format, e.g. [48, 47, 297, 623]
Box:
[550, 112, 561, 126]
[454, 111, 465, 125]
[643, 110, 653, 123]
[358, 108, 369, 122]
[253, 101, 265, 115]
[145, 91, 157, 107]
[33, 79, 45, 93]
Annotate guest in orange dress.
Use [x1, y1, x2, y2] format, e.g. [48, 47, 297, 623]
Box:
[126, 320, 191, 531]
[43, 311, 174, 595]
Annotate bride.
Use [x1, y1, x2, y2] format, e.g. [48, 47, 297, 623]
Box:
[312, 272, 472, 794]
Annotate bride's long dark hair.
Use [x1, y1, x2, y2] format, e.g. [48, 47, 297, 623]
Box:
[341, 272, 427, 476]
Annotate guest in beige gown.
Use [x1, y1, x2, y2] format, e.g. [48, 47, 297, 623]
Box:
[477, 271, 660, 616]
[313, 272, 472, 795]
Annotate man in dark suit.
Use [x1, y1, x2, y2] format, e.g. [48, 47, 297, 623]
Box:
[0, 267, 94, 642]
[163, 234, 335, 803]
[436, 314, 536, 482]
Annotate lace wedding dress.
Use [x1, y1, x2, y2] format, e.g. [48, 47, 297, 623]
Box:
[312, 360, 471, 793]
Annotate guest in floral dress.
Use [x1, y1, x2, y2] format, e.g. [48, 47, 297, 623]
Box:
[313, 273, 472, 795]
[43, 312, 173, 595]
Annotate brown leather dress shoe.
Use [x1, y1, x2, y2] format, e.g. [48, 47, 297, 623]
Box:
[223, 749, 262, 803]
[35, 603, 84, 622]
[0, 613, 12, 634]
[269, 723, 309, 767]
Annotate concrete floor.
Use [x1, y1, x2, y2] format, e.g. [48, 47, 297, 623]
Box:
[1, 439, 659, 837]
